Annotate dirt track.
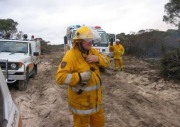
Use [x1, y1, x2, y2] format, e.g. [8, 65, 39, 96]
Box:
[10, 51, 180, 127]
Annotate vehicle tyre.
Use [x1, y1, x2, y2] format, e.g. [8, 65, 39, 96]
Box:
[18, 72, 29, 91]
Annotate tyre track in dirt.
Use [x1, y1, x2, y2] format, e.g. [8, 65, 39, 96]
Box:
[103, 65, 180, 127]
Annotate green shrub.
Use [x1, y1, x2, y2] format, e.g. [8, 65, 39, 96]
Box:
[161, 48, 180, 80]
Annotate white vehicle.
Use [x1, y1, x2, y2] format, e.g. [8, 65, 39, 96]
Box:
[0, 38, 41, 91]
[64, 25, 111, 56]
[0, 67, 22, 127]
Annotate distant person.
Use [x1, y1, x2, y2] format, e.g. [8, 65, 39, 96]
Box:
[109, 39, 125, 71]
[56, 26, 109, 127]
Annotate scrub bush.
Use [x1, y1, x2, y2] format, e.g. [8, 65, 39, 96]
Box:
[161, 48, 180, 80]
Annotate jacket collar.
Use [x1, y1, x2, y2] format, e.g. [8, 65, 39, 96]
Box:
[73, 46, 93, 64]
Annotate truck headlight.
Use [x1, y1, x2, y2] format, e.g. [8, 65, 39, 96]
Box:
[10, 63, 17, 70]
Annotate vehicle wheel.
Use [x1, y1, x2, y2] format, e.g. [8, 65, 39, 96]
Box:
[18, 72, 29, 91]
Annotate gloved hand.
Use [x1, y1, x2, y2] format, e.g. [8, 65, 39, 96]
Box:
[79, 70, 92, 82]
[86, 55, 99, 63]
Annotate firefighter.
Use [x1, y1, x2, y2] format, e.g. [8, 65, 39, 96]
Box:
[56, 26, 109, 127]
[109, 39, 125, 71]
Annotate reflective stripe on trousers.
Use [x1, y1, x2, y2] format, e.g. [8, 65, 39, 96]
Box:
[69, 105, 101, 115]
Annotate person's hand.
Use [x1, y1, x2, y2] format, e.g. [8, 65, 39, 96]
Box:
[79, 70, 92, 82]
[86, 55, 99, 63]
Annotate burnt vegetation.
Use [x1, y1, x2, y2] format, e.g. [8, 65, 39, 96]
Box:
[116, 29, 180, 81]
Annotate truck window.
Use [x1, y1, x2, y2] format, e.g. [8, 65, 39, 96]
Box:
[0, 87, 3, 125]
[98, 32, 108, 44]
[93, 32, 109, 47]
[0, 41, 28, 53]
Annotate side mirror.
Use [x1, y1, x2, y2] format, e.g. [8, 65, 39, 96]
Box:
[64, 36, 67, 44]
[33, 52, 39, 56]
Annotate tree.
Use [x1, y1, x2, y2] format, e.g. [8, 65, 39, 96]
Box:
[0, 18, 18, 35]
[163, 0, 180, 29]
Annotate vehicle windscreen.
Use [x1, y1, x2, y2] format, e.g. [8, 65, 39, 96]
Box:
[93, 32, 109, 47]
[0, 41, 28, 53]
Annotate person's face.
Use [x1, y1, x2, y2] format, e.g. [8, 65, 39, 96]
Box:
[116, 41, 120, 45]
[82, 40, 93, 51]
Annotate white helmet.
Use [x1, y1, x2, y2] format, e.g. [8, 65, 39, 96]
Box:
[116, 39, 120, 42]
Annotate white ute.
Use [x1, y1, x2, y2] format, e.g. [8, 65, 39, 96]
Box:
[0, 67, 22, 127]
[0, 39, 41, 90]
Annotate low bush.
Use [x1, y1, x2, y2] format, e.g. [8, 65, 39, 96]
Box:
[161, 48, 180, 80]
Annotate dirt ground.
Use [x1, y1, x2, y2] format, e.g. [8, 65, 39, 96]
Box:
[10, 50, 180, 127]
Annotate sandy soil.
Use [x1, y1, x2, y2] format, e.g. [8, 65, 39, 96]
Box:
[10, 51, 180, 127]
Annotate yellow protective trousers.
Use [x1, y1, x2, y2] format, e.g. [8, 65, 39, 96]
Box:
[73, 107, 104, 127]
[114, 58, 123, 71]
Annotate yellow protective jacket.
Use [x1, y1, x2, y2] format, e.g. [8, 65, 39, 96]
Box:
[56, 46, 109, 116]
[109, 44, 124, 59]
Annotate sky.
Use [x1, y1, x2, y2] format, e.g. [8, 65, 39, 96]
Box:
[0, 0, 177, 45]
